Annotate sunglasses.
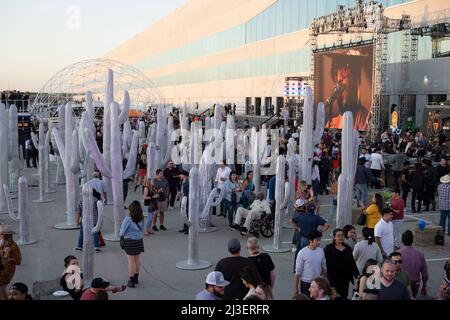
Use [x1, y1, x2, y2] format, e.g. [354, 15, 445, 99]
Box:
[392, 260, 403, 264]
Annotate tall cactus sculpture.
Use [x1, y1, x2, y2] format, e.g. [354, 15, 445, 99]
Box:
[336, 112, 360, 228]
[32, 123, 54, 203]
[7, 177, 37, 245]
[53, 105, 66, 185]
[250, 127, 261, 194]
[8, 105, 20, 193]
[176, 166, 212, 270]
[283, 155, 296, 229]
[102, 70, 114, 203]
[82, 98, 137, 241]
[3, 184, 17, 216]
[198, 151, 224, 233]
[0, 103, 9, 213]
[81, 183, 104, 286]
[52, 103, 80, 230]
[299, 86, 325, 184]
[263, 155, 291, 253]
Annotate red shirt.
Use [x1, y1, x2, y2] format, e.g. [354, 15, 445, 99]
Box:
[391, 197, 405, 220]
[80, 289, 97, 300]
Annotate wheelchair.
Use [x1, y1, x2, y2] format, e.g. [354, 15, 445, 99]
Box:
[238, 213, 274, 238]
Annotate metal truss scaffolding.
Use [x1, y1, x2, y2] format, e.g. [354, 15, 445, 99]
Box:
[399, 30, 411, 129]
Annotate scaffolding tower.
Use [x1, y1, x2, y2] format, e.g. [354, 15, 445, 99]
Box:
[399, 26, 411, 130]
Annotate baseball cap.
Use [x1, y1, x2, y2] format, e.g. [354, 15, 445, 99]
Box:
[91, 277, 110, 289]
[227, 238, 241, 252]
[294, 199, 306, 208]
[205, 271, 230, 287]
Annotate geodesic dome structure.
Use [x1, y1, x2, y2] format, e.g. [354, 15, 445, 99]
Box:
[30, 58, 165, 118]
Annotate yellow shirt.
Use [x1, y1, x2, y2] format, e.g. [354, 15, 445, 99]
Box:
[365, 204, 381, 228]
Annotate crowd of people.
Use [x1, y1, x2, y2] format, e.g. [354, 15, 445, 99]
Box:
[1, 104, 450, 301]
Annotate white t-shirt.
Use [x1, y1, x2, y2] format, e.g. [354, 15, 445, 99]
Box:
[363, 153, 371, 169]
[295, 247, 327, 283]
[215, 166, 231, 189]
[86, 178, 107, 195]
[370, 153, 385, 170]
[374, 218, 394, 255]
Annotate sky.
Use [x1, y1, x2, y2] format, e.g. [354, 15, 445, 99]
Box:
[0, 0, 187, 92]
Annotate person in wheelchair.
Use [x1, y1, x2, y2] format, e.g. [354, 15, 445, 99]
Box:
[231, 193, 272, 235]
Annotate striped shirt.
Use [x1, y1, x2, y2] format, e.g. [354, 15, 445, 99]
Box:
[438, 183, 450, 210]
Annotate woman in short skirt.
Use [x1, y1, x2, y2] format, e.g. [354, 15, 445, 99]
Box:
[119, 201, 144, 288]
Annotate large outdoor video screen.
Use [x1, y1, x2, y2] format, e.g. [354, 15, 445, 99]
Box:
[314, 45, 373, 131]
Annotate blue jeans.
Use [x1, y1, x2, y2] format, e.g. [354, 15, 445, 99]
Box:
[145, 211, 155, 230]
[78, 222, 100, 249]
[355, 184, 369, 207]
[440, 210, 450, 234]
[312, 179, 319, 197]
[224, 199, 239, 226]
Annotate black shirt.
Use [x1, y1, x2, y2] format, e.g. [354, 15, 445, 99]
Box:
[215, 256, 258, 300]
[248, 253, 275, 286]
[164, 167, 180, 187]
[378, 279, 411, 300]
[324, 244, 359, 285]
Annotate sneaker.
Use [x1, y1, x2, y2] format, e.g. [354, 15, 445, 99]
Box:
[240, 230, 248, 236]
[159, 225, 167, 231]
[239, 227, 248, 233]
[152, 226, 159, 232]
[95, 248, 101, 252]
[231, 224, 240, 230]
[169, 206, 174, 210]
[74, 247, 82, 251]
[127, 279, 135, 288]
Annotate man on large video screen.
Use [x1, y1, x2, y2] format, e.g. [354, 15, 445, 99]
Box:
[315, 46, 373, 131]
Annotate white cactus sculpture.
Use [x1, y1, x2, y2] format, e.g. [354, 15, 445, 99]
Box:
[263, 155, 291, 253]
[32, 123, 54, 203]
[82, 93, 137, 241]
[250, 128, 261, 194]
[8, 105, 20, 193]
[299, 86, 325, 184]
[54, 105, 66, 185]
[0, 104, 10, 213]
[176, 166, 211, 270]
[52, 103, 80, 229]
[336, 112, 360, 228]
[6, 177, 37, 245]
[81, 183, 104, 286]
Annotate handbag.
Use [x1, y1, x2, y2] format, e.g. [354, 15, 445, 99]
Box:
[435, 230, 445, 246]
[148, 199, 158, 212]
[231, 192, 237, 205]
[99, 232, 106, 247]
[357, 211, 367, 226]
[119, 236, 125, 250]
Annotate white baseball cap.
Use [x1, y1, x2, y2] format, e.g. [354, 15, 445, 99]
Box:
[294, 199, 306, 208]
[205, 271, 230, 287]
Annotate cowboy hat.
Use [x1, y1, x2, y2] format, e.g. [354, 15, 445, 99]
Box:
[0, 224, 15, 235]
[441, 175, 450, 184]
